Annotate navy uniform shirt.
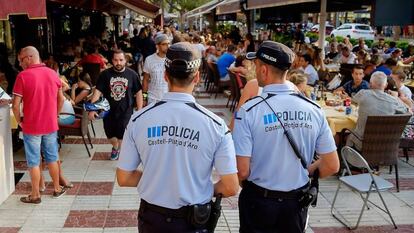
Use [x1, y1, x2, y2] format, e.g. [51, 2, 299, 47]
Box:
[233, 83, 336, 191]
[118, 92, 237, 209]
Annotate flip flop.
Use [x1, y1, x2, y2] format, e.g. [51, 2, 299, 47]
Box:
[20, 195, 41, 204]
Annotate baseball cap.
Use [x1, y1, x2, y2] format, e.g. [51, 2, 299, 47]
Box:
[155, 34, 169, 44]
[246, 41, 295, 71]
[165, 42, 201, 73]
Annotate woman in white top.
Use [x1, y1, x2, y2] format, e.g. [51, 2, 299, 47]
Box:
[59, 77, 76, 125]
[391, 70, 412, 100]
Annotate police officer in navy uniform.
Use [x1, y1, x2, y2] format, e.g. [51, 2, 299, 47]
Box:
[233, 41, 340, 233]
[116, 42, 239, 233]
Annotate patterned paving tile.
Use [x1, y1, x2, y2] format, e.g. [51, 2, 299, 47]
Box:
[13, 161, 48, 171]
[0, 227, 20, 233]
[104, 210, 138, 227]
[399, 149, 414, 158]
[77, 182, 114, 195]
[64, 210, 137, 228]
[312, 224, 414, 233]
[62, 138, 110, 144]
[92, 152, 110, 161]
[64, 210, 107, 228]
[13, 182, 36, 195]
[388, 178, 414, 191]
[13, 182, 112, 196]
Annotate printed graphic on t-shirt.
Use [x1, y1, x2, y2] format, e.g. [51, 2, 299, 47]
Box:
[110, 77, 128, 101]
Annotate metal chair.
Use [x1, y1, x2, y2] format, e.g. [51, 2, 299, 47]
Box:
[331, 146, 397, 230]
[341, 114, 411, 192]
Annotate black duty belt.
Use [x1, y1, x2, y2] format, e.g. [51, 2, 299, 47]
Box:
[140, 199, 190, 218]
[243, 180, 309, 199]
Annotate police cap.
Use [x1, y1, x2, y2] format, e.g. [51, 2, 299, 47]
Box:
[165, 42, 202, 74]
[246, 40, 295, 71]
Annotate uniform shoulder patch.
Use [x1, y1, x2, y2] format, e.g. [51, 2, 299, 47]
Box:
[245, 94, 276, 112]
[132, 101, 167, 122]
[185, 102, 222, 126]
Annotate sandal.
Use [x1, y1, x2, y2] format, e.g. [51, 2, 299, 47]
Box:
[20, 195, 41, 204]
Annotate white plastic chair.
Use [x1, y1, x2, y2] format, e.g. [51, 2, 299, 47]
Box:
[330, 146, 397, 230]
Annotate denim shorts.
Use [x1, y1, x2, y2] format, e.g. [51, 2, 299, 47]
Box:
[23, 131, 59, 167]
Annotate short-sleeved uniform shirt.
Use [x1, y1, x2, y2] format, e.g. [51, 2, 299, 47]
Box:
[118, 92, 237, 209]
[13, 64, 61, 135]
[233, 84, 336, 191]
[96, 67, 142, 119]
[342, 80, 370, 96]
[143, 53, 168, 103]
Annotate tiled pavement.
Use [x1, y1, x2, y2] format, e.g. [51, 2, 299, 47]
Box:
[1, 90, 414, 233]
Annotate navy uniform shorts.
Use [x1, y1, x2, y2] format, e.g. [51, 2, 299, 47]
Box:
[238, 182, 308, 233]
[138, 200, 208, 233]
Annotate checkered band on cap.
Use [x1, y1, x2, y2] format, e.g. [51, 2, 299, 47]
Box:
[165, 57, 202, 71]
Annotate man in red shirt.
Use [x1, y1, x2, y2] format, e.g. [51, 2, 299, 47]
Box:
[12, 46, 67, 204]
[78, 44, 107, 69]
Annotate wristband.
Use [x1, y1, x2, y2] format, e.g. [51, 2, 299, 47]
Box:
[142, 92, 148, 100]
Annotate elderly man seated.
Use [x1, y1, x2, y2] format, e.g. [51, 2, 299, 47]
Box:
[334, 64, 369, 97]
[346, 71, 412, 150]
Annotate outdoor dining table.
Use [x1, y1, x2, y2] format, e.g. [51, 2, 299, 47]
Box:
[316, 92, 358, 135]
[322, 104, 357, 135]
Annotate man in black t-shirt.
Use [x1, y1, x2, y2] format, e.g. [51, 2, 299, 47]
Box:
[89, 50, 143, 160]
